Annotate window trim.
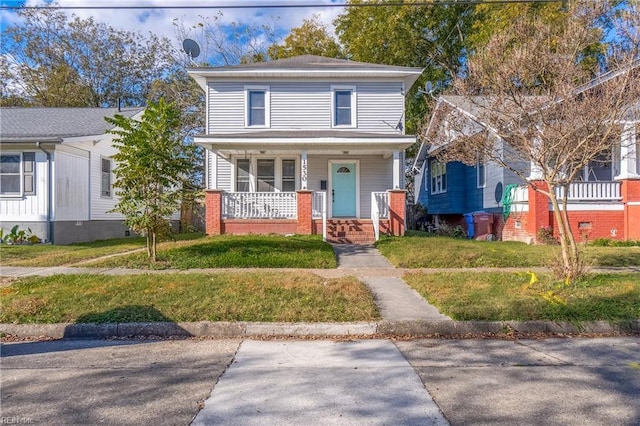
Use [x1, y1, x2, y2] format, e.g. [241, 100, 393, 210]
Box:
[331, 85, 357, 128]
[430, 160, 447, 195]
[0, 152, 36, 198]
[244, 85, 271, 128]
[100, 157, 113, 198]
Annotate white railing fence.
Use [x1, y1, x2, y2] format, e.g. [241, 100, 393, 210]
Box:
[555, 181, 622, 201]
[312, 191, 327, 241]
[371, 192, 390, 241]
[222, 192, 297, 219]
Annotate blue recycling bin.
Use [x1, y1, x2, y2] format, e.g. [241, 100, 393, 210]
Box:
[464, 213, 474, 239]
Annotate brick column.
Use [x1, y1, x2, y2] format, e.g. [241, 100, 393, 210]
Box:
[296, 190, 313, 235]
[621, 179, 640, 240]
[205, 190, 223, 235]
[526, 181, 550, 241]
[388, 189, 406, 237]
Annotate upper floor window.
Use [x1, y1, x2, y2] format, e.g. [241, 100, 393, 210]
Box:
[245, 85, 270, 127]
[0, 152, 35, 196]
[430, 160, 447, 195]
[331, 85, 356, 127]
[101, 158, 112, 197]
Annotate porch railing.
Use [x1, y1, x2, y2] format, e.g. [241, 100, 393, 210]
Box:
[312, 191, 327, 242]
[222, 192, 297, 219]
[371, 192, 390, 241]
[508, 182, 622, 203]
[555, 181, 622, 201]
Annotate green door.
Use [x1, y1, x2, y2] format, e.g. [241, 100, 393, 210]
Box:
[331, 162, 357, 217]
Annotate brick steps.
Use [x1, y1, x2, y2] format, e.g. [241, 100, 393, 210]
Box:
[326, 219, 375, 244]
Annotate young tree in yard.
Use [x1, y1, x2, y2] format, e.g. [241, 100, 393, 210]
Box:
[428, 3, 640, 281]
[106, 99, 195, 261]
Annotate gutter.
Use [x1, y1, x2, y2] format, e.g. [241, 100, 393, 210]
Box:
[36, 142, 54, 244]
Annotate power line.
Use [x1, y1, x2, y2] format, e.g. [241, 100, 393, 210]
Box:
[0, 0, 564, 11]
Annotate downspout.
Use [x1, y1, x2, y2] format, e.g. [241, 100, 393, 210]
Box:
[36, 142, 53, 243]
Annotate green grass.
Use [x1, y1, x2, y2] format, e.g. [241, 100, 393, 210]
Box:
[0, 233, 203, 267]
[404, 271, 640, 321]
[85, 235, 337, 269]
[0, 234, 337, 269]
[376, 235, 640, 268]
[0, 272, 378, 324]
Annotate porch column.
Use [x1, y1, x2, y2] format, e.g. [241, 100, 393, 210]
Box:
[388, 189, 406, 236]
[621, 180, 640, 240]
[296, 190, 313, 235]
[616, 123, 639, 179]
[205, 189, 223, 235]
[526, 181, 550, 242]
[392, 150, 401, 189]
[301, 150, 308, 190]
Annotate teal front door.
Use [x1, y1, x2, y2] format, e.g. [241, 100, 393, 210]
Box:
[331, 162, 357, 217]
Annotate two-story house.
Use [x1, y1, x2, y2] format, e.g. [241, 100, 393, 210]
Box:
[188, 55, 423, 243]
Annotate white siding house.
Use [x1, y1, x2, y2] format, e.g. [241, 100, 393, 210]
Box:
[188, 55, 423, 243]
[0, 107, 144, 244]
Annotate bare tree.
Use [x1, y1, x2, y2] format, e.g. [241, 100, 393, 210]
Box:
[427, 2, 640, 281]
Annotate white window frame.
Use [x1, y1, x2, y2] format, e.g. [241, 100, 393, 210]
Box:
[0, 152, 35, 197]
[233, 155, 298, 192]
[430, 160, 447, 195]
[477, 154, 486, 188]
[101, 157, 112, 198]
[244, 85, 270, 128]
[331, 85, 357, 128]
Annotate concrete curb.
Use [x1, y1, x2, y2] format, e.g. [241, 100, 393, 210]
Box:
[2, 320, 638, 339]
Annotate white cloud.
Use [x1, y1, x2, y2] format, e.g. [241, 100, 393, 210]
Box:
[3, 0, 346, 60]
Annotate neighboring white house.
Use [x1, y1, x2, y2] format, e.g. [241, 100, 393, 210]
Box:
[187, 55, 423, 243]
[0, 107, 144, 244]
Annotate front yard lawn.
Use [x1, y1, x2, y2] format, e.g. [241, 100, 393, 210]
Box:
[1, 234, 337, 269]
[404, 271, 640, 321]
[376, 235, 640, 268]
[0, 272, 378, 324]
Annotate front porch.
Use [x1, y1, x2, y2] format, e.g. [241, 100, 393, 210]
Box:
[204, 189, 407, 243]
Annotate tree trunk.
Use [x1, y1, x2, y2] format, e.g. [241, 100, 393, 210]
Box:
[547, 181, 582, 281]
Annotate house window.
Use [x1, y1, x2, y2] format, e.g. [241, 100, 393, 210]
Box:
[0, 153, 35, 196]
[282, 159, 296, 192]
[101, 158, 112, 197]
[257, 159, 275, 192]
[236, 159, 251, 192]
[0, 154, 21, 195]
[430, 160, 447, 194]
[477, 154, 486, 188]
[331, 86, 356, 127]
[245, 86, 270, 127]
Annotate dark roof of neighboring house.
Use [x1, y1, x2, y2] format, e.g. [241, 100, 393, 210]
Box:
[0, 107, 144, 142]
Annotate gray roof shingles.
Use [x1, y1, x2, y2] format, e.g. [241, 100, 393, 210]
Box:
[0, 107, 144, 141]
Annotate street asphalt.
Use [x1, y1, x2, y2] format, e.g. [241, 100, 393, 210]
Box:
[1, 244, 639, 425]
[2, 337, 638, 425]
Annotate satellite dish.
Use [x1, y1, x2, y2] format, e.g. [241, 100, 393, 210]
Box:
[182, 39, 200, 61]
[425, 81, 433, 93]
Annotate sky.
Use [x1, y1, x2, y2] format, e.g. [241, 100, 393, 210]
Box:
[0, 0, 347, 62]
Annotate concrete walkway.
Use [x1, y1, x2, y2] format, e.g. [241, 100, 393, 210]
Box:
[332, 244, 451, 321]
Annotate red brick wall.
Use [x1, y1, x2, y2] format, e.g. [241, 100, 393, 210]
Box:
[622, 180, 640, 240]
[204, 190, 222, 235]
[501, 212, 536, 243]
[296, 190, 313, 235]
[552, 211, 625, 242]
[222, 220, 297, 235]
[388, 190, 406, 236]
